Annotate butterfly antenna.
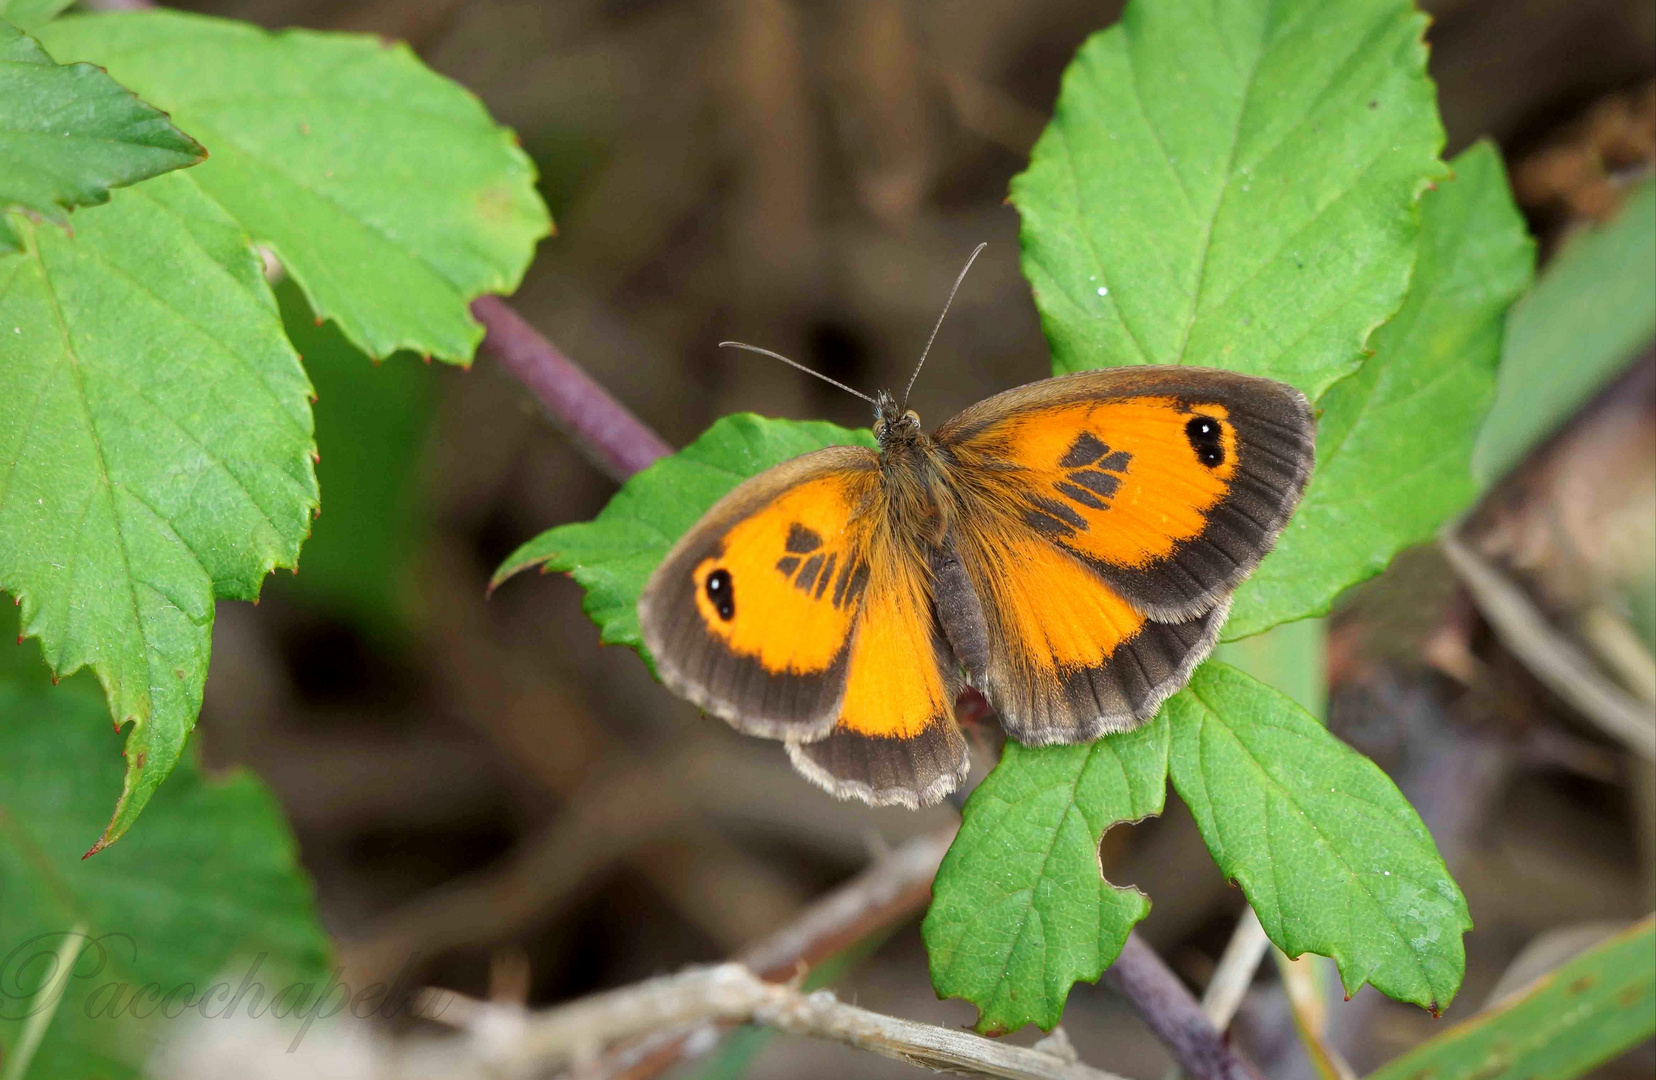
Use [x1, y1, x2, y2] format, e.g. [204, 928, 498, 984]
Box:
[718, 341, 877, 404]
[903, 241, 987, 409]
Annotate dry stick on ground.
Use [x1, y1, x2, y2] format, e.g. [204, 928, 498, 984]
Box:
[597, 827, 956, 1079]
[427, 963, 1129, 1080]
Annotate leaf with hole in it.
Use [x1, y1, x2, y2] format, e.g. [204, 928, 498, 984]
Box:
[923, 716, 1168, 1034]
[492, 414, 876, 659]
[0, 676, 332, 1078]
[0, 171, 317, 851]
[1473, 176, 1656, 487]
[1367, 916, 1655, 1080]
[38, 9, 550, 363]
[1167, 662, 1469, 1013]
[1226, 141, 1535, 638]
[0, 20, 202, 252]
[1014, 0, 1445, 400]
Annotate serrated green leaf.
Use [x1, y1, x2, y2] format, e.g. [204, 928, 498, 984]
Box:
[1166, 662, 1469, 1013]
[38, 10, 551, 363]
[1366, 916, 1655, 1080]
[0, 20, 202, 252]
[492, 414, 875, 657]
[1014, 0, 1445, 400]
[1473, 177, 1656, 487]
[0, 676, 333, 1079]
[0, 171, 317, 850]
[1227, 141, 1535, 638]
[923, 716, 1168, 1034]
[0, 0, 74, 33]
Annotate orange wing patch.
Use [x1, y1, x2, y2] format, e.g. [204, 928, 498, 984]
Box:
[957, 526, 1146, 671]
[988, 398, 1239, 570]
[836, 559, 951, 738]
[691, 474, 873, 675]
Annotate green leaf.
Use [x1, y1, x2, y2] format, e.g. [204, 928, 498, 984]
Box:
[492, 413, 875, 658]
[272, 278, 434, 638]
[38, 9, 551, 363]
[924, 716, 1169, 1034]
[1226, 141, 1535, 638]
[1472, 177, 1656, 486]
[1014, 0, 1445, 400]
[0, 676, 333, 1078]
[0, 0, 75, 32]
[1367, 917, 1655, 1080]
[0, 20, 203, 253]
[0, 171, 317, 851]
[1166, 662, 1470, 1013]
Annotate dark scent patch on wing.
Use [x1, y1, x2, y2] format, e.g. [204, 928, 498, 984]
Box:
[831, 560, 871, 611]
[1069, 468, 1122, 499]
[795, 553, 825, 594]
[1059, 430, 1109, 468]
[814, 552, 838, 599]
[786, 523, 823, 553]
[1025, 495, 1088, 538]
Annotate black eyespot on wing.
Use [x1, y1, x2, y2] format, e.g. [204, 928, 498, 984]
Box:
[785, 523, 823, 553]
[1059, 431, 1109, 468]
[1185, 415, 1225, 468]
[705, 568, 735, 620]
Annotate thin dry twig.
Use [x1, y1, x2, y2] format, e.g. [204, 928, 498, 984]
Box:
[432, 963, 1127, 1080]
[1440, 525, 1656, 758]
[596, 827, 955, 1079]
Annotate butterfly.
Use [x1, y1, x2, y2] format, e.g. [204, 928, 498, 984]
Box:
[639, 254, 1315, 809]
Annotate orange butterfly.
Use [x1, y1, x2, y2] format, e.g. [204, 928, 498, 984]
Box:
[640, 254, 1314, 808]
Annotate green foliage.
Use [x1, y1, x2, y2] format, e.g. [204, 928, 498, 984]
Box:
[0, 676, 332, 1078]
[0, 20, 202, 252]
[922, 715, 1168, 1034]
[1012, 0, 1444, 401]
[1473, 177, 1656, 486]
[493, 413, 875, 658]
[0, 1, 74, 33]
[1367, 918, 1656, 1080]
[1227, 142, 1535, 637]
[38, 10, 551, 363]
[272, 279, 435, 638]
[494, 0, 1517, 1040]
[1167, 663, 1470, 1013]
[0, 171, 318, 852]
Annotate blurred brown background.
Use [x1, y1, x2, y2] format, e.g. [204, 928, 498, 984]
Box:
[151, 0, 1656, 1075]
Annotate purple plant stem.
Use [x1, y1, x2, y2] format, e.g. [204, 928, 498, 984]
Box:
[472, 296, 674, 482]
[1106, 932, 1259, 1080]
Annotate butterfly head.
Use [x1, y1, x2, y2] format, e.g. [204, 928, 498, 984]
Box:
[873, 390, 923, 448]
